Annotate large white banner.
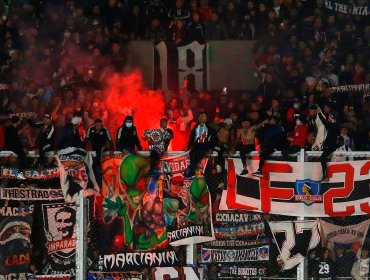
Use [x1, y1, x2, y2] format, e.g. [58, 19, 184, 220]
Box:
[220, 159, 370, 217]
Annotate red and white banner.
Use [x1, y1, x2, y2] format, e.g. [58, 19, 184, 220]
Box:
[220, 159, 370, 217]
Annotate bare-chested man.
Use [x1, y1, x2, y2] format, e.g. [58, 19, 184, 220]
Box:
[237, 118, 267, 175]
[215, 118, 236, 169]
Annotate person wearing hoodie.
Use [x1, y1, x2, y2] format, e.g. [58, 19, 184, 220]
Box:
[116, 116, 142, 153]
[57, 116, 86, 150]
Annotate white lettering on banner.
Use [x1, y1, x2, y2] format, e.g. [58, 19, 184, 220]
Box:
[153, 267, 200, 280]
[155, 41, 169, 94]
[0, 188, 64, 201]
[324, 0, 369, 15]
[177, 41, 205, 91]
[215, 212, 261, 223]
[101, 251, 178, 269]
[0, 273, 27, 280]
[167, 225, 204, 242]
[269, 221, 320, 270]
[155, 41, 205, 93]
[202, 246, 269, 263]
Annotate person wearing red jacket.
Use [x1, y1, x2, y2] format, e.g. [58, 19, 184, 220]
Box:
[282, 115, 308, 160]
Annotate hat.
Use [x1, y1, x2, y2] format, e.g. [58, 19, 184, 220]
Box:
[224, 118, 233, 125]
[71, 116, 82, 125]
[43, 113, 51, 119]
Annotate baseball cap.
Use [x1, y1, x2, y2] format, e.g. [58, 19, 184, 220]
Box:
[224, 118, 233, 125]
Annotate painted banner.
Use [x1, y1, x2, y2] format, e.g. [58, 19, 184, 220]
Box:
[41, 203, 76, 276]
[57, 147, 99, 203]
[221, 159, 370, 217]
[99, 153, 179, 270]
[269, 220, 320, 270]
[319, 219, 370, 259]
[324, 0, 370, 16]
[88, 271, 142, 280]
[201, 245, 270, 263]
[0, 205, 33, 280]
[152, 266, 203, 280]
[161, 152, 214, 245]
[28, 275, 71, 280]
[218, 265, 267, 278]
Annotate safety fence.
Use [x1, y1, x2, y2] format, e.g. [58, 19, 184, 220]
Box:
[0, 150, 369, 279]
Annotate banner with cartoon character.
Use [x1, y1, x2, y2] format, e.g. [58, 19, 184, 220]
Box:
[160, 152, 214, 245]
[40, 203, 77, 276]
[57, 148, 99, 203]
[221, 159, 370, 217]
[0, 205, 33, 280]
[98, 154, 179, 270]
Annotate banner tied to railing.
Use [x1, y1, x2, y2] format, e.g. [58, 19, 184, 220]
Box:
[324, 0, 370, 15]
[221, 159, 370, 217]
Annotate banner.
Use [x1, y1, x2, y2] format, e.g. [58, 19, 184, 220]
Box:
[204, 238, 269, 248]
[330, 83, 370, 93]
[269, 220, 320, 270]
[221, 159, 370, 217]
[41, 203, 76, 276]
[214, 221, 265, 239]
[0, 205, 33, 280]
[161, 152, 214, 245]
[214, 211, 262, 224]
[0, 167, 59, 179]
[99, 153, 178, 270]
[0, 111, 37, 120]
[319, 219, 370, 259]
[218, 265, 267, 278]
[0, 187, 64, 201]
[152, 266, 203, 280]
[324, 0, 370, 16]
[88, 271, 142, 280]
[201, 245, 269, 263]
[28, 275, 71, 280]
[57, 147, 99, 203]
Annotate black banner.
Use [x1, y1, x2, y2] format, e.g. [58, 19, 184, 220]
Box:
[219, 265, 267, 277]
[0, 205, 33, 280]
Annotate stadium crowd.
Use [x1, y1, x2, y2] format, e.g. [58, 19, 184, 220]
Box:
[0, 0, 370, 180]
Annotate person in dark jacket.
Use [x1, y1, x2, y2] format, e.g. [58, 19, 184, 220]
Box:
[252, 116, 286, 177]
[57, 116, 86, 150]
[5, 116, 26, 179]
[116, 116, 142, 153]
[318, 108, 340, 181]
[28, 113, 55, 166]
[187, 112, 217, 176]
[86, 118, 114, 159]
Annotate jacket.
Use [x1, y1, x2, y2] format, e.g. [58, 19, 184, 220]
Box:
[116, 124, 142, 151]
[5, 125, 24, 155]
[28, 119, 55, 151]
[57, 124, 85, 150]
[87, 125, 113, 152]
[291, 123, 308, 147]
[187, 123, 217, 151]
[309, 114, 327, 151]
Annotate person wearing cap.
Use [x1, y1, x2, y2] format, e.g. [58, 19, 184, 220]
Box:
[351, 247, 369, 280]
[252, 116, 286, 178]
[215, 118, 236, 170]
[116, 116, 142, 153]
[5, 116, 26, 179]
[56, 116, 86, 150]
[187, 112, 217, 176]
[28, 114, 55, 166]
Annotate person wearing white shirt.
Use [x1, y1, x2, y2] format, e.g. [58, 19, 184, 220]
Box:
[351, 248, 369, 280]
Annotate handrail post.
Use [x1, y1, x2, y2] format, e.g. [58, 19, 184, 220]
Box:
[76, 194, 87, 280]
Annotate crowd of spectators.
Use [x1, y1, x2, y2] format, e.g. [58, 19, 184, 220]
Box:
[0, 0, 370, 170]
